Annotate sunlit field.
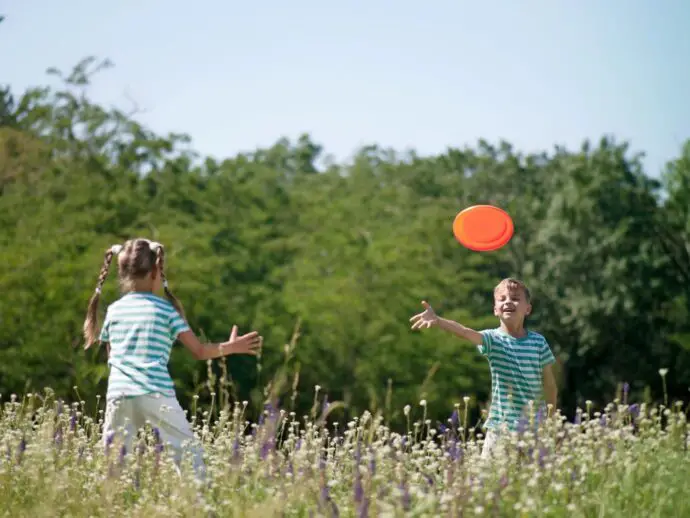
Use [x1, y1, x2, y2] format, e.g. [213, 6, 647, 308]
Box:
[1, 376, 688, 518]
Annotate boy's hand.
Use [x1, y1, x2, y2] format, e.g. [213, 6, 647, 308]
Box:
[410, 301, 439, 330]
[224, 325, 263, 355]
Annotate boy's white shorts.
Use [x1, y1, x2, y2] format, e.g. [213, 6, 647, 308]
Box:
[103, 392, 205, 478]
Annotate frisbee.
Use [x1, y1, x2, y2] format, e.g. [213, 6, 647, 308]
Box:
[453, 205, 514, 251]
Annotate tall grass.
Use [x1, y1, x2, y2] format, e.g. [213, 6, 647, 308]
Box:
[0, 375, 687, 518]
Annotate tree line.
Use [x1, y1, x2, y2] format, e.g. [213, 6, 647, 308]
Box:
[1, 56, 689, 428]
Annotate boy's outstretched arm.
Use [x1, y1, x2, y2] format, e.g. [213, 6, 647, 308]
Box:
[410, 301, 483, 345]
[543, 364, 558, 411]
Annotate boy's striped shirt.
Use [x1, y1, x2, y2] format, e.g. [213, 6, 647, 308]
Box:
[99, 292, 190, 401]
[477, 327, 555, 431]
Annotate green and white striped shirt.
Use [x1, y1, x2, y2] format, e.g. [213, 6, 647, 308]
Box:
[478, 327, 556, 430]
[99, 292, 190, 401]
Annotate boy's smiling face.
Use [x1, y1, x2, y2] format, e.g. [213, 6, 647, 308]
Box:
[493, 284, 532, 324]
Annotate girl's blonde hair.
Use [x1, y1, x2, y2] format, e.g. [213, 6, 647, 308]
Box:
[83, 238, 186, 349]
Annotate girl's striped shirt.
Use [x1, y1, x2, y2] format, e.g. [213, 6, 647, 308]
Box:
[477, 327, 556, 431]
[99, 292, 190, 401]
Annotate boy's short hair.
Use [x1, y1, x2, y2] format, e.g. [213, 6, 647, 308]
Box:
[493, 278, 531, 302]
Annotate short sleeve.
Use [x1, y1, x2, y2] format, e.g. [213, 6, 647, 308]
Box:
[540, 337, 556, 367]
[477, 329, 495, 357]
[169, 308, 191, 341]
[99, 309, 111, 343]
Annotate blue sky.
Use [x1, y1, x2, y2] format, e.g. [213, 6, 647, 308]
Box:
[2, 1, 689, 177]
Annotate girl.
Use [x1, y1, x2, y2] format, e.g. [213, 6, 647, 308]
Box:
[83, 238, 262, 478]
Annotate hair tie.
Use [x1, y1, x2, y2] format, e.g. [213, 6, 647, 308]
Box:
[110, 245, 123, 255]
[149, 241, 163, 252]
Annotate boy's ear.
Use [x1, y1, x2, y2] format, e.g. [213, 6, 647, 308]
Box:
[525, 303, 532, 316]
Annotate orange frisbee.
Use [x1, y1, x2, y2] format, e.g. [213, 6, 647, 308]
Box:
[453, 205, 514, 251]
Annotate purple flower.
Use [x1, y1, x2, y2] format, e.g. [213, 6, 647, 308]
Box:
[368, 456, 376, 475]
[516, 417, 528, 435]
[629, 404, 640, 419]
[450, 409, 459, 428]
[447, 439, 460, 461]
[623, 382, 630, 398]
[231, 435, 241, 462]
[69, 410, 77, 432]
[260, 438, 273, 460]
[16, 438, 26, 465]
[319, 484, 339, 517]
[119, 445, 127, 466]
[399, 479, 411, 511]
[354, 471, 363, 503]
[53, 428, 63, 449]
[105, 431, 115, 452]
[535, 407, 545, 426]
[538, 446, 548, 468]
[358, 497, 369, 518]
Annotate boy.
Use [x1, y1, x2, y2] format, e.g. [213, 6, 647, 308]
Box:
[409, 278, 557, 458]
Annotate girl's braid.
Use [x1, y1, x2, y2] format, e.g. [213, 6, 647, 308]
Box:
[154, 244, 187, 321]
[83, 245, 122, 349]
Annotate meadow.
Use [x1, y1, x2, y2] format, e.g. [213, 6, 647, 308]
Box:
[1, 371, 687, 518]
[2, 57, 690, 517]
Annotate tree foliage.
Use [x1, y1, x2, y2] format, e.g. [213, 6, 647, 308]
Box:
[1, 58, 688, 428]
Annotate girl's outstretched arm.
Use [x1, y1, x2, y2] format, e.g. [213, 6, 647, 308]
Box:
[178, 325, 262, 361]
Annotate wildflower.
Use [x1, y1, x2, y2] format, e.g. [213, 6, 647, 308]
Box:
[399, 479, 411, 511]
[16, 437, 26, 465]
[368, 454, 376, 475]
[353, 470, 363, 503]
[450, 409, 459, 428]
[358, 496, 370, 518]
[104, 431, 115, 453]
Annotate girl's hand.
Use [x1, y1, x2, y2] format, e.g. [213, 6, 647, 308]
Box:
[224, 325, 263, 355]
[410, 301, 439, 330]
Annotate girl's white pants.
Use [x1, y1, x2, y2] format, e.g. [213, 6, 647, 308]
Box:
[103, 392, 206, 480]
